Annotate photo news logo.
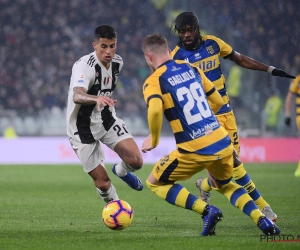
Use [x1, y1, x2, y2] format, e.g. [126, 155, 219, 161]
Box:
[260, 234, 300, 242]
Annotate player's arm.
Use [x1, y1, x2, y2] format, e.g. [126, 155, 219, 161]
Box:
[142, 98, 163, 153]
[206, 87, 223, 114]
[71, 61, 116, 109]
[142, 78, 163, 153]
[73, 87, 116, 109]
[284, 91, 294, 126]
[228, 52, 295, 79]
[147, 98, 163, 147]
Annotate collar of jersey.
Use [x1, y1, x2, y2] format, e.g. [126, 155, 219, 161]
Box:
[158, 59, 174, 69]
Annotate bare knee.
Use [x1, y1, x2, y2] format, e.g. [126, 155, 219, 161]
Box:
[211, 181, 225, 189]
[233, 150, 242, 168]
[125, 154, 143, 170]
[208, 175, 228, 189]
[114, 139, 143, 170]
[131, 155, 143, 169]
[94, 177, 111, 191]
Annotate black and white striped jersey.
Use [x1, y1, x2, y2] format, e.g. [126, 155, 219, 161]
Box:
[67, 51, 123, 143]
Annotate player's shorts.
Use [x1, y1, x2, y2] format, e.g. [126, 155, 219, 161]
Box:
[151, 144, 234, 184]
[92, 117, 133, 150]
[216, 110, 240, 155]
[69, 118, 133, 173]
[70, 138, 105, 173]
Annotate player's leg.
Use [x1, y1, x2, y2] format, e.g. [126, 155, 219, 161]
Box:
[89, 165, 119, 203]
[225, 112, 275, 214]
[146, 150, 223, 236]
[207, 152, 280, 235]
[113, 138, 143, 190]
[101, 118, 143, 190]
[295, 116, 300, 177]
[196, 111, 277, 221]
[69, 138, 119, 203]
[114, 138, 143, 172]
[295, 160, 300, 177]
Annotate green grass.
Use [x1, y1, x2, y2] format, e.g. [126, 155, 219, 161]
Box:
[0, 163, 299, 250]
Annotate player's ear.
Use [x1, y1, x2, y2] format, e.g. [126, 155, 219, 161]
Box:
[92, 41, 97, 51]
[144, 52, 152, 62]
[168, 48, 171, 54]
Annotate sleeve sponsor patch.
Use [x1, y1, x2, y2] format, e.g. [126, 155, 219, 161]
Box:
[78, 74, 85, 83]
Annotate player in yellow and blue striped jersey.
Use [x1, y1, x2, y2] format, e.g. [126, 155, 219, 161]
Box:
[141, 33, 280, 236]
[170, 12, 295, 222]
[285, 74, 300, 177]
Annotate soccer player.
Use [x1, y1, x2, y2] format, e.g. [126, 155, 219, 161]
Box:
[66, 25, 143, 204]
[170, 12, 296, 221]
[284, 74, 300, 177]
[141, 33, 280, 236]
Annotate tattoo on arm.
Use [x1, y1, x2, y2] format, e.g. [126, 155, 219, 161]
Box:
[73, 87, 96, 105]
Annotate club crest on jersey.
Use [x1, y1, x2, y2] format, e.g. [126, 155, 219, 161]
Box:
[113, 68, 119, 76]
[206, 46, 214, 54]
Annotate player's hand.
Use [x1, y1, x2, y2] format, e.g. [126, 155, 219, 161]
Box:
[271, 68, 295, 79]
[285, 117, 291, 126]
[142, 135, 155, 153]
[96, 96, 117, 110]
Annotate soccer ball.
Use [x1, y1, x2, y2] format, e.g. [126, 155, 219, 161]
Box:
[102, 200, 134, 230]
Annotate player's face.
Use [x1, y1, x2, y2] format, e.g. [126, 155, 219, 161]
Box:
[178, 25, 198, 50]
[93, 38, 117, 69]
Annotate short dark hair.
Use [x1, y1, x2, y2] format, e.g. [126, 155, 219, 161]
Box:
[142, 33, 168, 54]
[94, 25, 117, 40]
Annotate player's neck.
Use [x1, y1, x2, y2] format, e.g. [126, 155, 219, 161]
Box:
[154, 54, 172, 69]
[100, 61, 111, 70]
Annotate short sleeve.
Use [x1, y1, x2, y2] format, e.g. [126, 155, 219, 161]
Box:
[143, 75, 163, 106]
[71, 59, 94, 90]
[211, 35, 233, 58]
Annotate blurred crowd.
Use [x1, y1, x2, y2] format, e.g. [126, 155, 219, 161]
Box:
[0, 0, 299, 135]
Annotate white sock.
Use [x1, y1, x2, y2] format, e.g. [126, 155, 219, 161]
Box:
[96, 184, 119, 203]
[115, 161, 135, 177]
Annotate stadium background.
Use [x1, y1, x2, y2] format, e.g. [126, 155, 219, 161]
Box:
[0, 0, 299, 163]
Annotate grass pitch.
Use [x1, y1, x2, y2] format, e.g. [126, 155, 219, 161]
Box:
[0, 163, 299, 250]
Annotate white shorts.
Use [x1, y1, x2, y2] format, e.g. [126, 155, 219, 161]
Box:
[69, 118, 133, 173]
[70, 138, 105, 173]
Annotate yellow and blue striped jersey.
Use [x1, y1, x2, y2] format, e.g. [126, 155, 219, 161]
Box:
[289, 74, 300, 116]
[143, 59, 231, 156]
[171, 35, 234, 115]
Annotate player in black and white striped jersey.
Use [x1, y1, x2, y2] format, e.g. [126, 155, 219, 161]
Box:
[67, 25, 143, 204]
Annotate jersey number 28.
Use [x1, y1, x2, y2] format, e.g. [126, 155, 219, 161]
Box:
[177, 82, 211, 125]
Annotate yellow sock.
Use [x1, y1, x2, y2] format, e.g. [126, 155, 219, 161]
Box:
[250, 209, 264, 224]
[192, 199, 208, 214]
[202, 178, 212, 192]
[146, 180, 206, 213]
[216, 182, 264, 224]
[233, 163, 269, 210]
[295, 161, 300, 177]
